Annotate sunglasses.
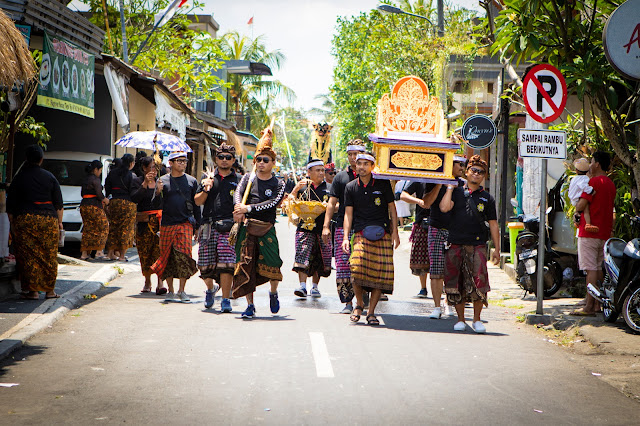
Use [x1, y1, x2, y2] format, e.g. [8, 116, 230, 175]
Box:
[217, 154, 233, 161]
[326, 171, 337, 175]
[255, 156, 272, 163]
[468, 167, 486, 175]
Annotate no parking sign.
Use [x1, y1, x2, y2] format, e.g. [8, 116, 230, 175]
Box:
[523, 64, 567, 124]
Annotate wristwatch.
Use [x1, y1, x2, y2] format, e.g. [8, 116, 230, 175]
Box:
[246, 205, 253, 213]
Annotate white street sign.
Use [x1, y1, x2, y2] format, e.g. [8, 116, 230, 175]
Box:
[518, 129, 567, 159]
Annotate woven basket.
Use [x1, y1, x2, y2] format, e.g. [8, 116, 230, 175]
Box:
[285, 199, 326, 231]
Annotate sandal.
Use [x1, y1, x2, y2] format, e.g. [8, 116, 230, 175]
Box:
[45, 293, 61, 299]
[350, 305, 364, 323]
[156, 287, 168, 295]
[366, 314, 380, 326]
[141, 287, 152, 293]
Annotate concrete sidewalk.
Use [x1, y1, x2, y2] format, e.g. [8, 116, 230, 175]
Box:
[0, 258, 120, 361]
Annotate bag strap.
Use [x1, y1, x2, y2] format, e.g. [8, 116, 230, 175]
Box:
[464, 188, 489, 233]
[170, 175, 194, 215]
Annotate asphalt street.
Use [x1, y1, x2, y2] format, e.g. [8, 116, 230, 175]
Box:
[0, 220, 638, 425]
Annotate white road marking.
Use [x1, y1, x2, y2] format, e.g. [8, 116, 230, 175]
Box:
[309, 332, 334, 378]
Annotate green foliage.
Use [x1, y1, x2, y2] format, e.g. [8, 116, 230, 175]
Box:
[82, 0, 227, 103]
[17, 116, 51, 149]
[330, 1, 477, 148]
[273, 107, 311, 170]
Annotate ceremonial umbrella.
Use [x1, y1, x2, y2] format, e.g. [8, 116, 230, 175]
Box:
[114, 131, 193, 152]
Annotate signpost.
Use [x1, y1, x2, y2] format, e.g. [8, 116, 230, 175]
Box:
[520, 63, 568, 317]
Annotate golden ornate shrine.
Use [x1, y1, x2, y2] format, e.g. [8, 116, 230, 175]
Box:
[369, 75, 459, 184]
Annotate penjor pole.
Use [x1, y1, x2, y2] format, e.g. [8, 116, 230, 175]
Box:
[280, 112, 297, 184]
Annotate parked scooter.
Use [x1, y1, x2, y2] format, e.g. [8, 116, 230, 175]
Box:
[588, 202, 640, 333]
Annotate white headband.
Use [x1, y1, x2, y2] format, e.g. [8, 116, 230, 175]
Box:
[347, 145, 366, 152]
[454, 156, 466, 163]
[356, 153, 375, 163]
[307, 160, 324, 170]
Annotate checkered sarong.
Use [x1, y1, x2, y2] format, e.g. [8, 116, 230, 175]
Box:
[409, 223, 429, 276]
[151, 222, 197, 280]
[334, 227, 354, 303]
[293, 231, 332, 277]
[350, 232, 394, 294]
[428, 226, 448, 279]
[198, 223, 236, 280]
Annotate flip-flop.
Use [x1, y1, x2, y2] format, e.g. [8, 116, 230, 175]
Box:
[45, 293, 61, 299]
[350, 305, 364, 323]
[141, 288, 152, 293]
[570, 310, 596, 316]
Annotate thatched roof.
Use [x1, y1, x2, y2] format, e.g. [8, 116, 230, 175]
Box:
[0, 9, 36, 87]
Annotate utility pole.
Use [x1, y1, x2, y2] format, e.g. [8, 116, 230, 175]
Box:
[119, 0, 128, 62]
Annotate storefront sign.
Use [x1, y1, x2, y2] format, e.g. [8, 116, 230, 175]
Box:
[37, 31, 95, 118]
[518, 129, 567, 159]
[15, 25, 31, 45]
[461, 114, 497, 149]
[604, 0, 640, 81]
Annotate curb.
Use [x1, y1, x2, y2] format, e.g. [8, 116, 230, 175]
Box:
[0, 265, 120, 362]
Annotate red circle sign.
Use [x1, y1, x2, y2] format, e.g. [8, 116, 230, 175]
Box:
[523, 64, 567, 124]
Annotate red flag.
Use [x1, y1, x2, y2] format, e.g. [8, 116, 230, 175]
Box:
[247, 17, 254, 25]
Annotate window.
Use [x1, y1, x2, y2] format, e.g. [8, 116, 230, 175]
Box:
[488, 82, 494, 94]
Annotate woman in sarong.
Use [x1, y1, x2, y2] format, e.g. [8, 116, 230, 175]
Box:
[80, 160, 109, 260]
[131, 156, 166, 294]
[7, 145, 64, 300]
[105, 153, 136, 261]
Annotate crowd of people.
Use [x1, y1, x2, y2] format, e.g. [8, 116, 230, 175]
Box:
[7, 139, 506, 332]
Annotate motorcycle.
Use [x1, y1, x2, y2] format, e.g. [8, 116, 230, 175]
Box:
[587, 206, 640, 334]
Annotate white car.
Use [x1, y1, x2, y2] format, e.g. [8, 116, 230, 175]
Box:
[40, 151, 112, 245]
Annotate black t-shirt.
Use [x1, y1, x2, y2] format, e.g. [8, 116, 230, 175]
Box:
[197, 171, 239, 222]
[403, 181, 434, 224]
[429, 178, 465, 230]
[234, 173, 285, 224]
[284, 178, 295, 194]
[6, 164, 63, 218]
[158, 173, 200, 226]
[296, 181, 331, 234]
[344, 177, 395, 232]
[447, 185, 497, 245]
[131, 176, 163, 212]
[329, 166, 358, 227]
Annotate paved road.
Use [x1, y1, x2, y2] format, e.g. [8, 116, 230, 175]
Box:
[0, 221, 638, 425]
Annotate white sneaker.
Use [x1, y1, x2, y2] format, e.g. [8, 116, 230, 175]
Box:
[453, 321, 467, 331]
[472, 321, 486, 334]
[445, 304, 456, 317]
[177, 291, 191, 303]
[429, 307, 442, 319]
[164, 292, 177, 302]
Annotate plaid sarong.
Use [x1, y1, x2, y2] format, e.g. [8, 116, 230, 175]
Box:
[334, 227, 354, 303]
[198, 223, 236, 280]
[444, 244, 490, 306]
[428, 226, 448, 279]
[350, 232, 394, 294]
[409, 223, 429, 276]
[13, 214, 58, 293]
[293, 231, 332, 278]
[80, 205, 108, 252]
[150, 222, 197, 280]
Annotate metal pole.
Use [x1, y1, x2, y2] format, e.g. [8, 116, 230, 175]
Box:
[280, 112, 297, 183]
[536, 158, 547, 314]
[119, 0, 128, 62]
[437, 0, 446, 116]
[499, 68, 511, 251]
[437, 0, 444, 37]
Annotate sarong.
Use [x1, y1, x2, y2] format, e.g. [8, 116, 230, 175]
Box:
[349, 232, 394, 294]
[444, 244, 490, 306]
[106, 199, 136, 252]
[334, 227, 354, 303]
[293, 231, 332, 278]
[409, 223, 429, 276]
[198, 223, 236, 281]
[13, 214, 58, 293]
[428, 226, 449, 279]
[150, 222, 197, 280]
[136, 215, 160, 276]
[80, 205, 108, 252]
[232, 224, 283, 299]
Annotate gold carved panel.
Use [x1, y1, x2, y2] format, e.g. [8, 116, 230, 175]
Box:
[390, 152, 443, 171]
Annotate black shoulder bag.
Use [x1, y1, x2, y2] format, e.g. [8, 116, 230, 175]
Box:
[464, 189, 489, 238]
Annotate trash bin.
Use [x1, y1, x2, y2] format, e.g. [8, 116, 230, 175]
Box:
[507, 222, 525, 264]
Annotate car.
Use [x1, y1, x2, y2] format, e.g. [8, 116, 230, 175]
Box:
[40, 151, 112, 246]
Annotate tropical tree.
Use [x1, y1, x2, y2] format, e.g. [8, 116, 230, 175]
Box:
[82, 0, 227, 102]
[273, 106, 312, 169]
[219, 31, 295, 135]
[330, 0, 477, 147]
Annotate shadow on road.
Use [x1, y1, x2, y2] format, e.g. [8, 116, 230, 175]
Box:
[378, 313, 509, 336]
[0, 343, 47, 378]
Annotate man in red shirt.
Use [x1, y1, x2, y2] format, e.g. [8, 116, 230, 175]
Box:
[573, 151, 616, 316]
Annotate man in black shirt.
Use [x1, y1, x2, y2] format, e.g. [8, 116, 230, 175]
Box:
[342, 151, 400, 326]
[195, 143, 239, 313]
[440, 155, 500, 333]
[322, 138, 365, 314]
[400, 181, 435, 298]
[150, 152, 200, 303]
[289, 158, 332, 298]
[233, 129, 285, 318]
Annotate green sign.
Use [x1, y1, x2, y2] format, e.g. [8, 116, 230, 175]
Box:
[37, 31, 95, 118]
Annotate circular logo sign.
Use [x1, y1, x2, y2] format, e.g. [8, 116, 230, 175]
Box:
[461, 114, 497, 149]
[603, 0, 640, 81]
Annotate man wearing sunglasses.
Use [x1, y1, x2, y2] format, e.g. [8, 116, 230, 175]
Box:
[324, 163, 337, 184]
[194, 143, 239, 313]
[233, 136, 285, 318]
[439, 155, 500, 333]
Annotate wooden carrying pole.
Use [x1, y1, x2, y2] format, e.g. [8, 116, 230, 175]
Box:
[241, 116, 276, 204]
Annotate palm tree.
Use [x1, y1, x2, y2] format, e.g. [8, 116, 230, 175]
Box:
[219, 31, 295, 134]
